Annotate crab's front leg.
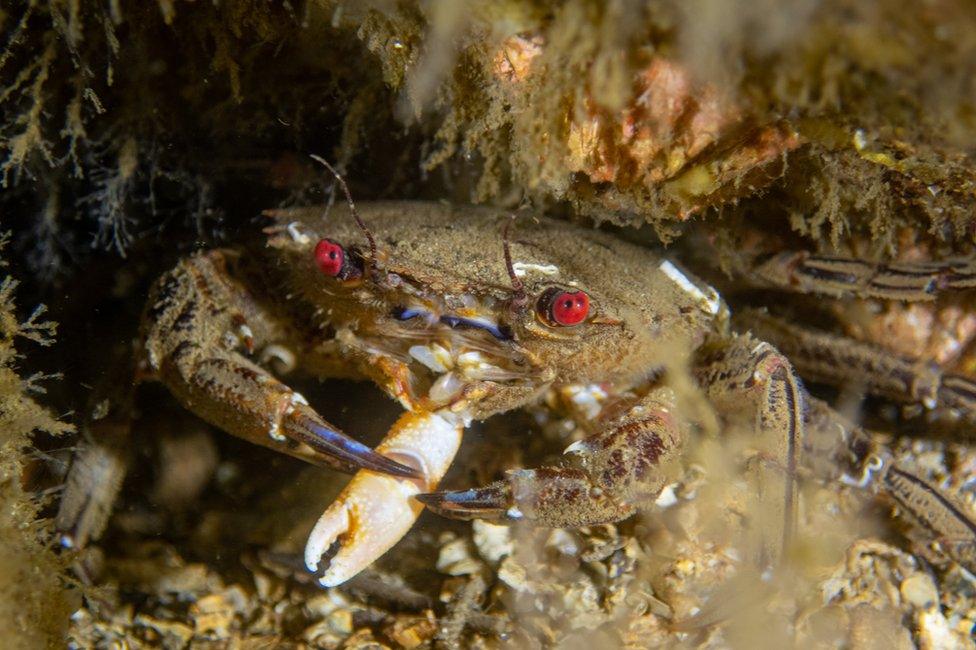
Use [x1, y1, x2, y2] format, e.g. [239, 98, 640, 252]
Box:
[143, 251, 417, 479]
[304, 410, 464, 586]
[421, 336, 803, 568]
[419, 388, 683, 528]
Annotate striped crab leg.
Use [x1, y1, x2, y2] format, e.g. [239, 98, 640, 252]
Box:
[304, 410, 465, 586]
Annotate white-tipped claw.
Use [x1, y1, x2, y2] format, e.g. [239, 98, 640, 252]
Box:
[304, 411, 463, 587]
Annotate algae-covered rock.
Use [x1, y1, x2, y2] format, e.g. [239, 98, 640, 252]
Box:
[4, 0, 976, 261]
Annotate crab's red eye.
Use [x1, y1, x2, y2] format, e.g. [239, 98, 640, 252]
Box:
[539, 288, 590, 326]
[314, 239, 345, 277]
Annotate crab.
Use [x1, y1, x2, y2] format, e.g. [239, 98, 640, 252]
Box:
[56, 188, 976, 590]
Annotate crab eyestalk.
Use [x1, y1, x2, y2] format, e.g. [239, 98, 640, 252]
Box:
[304, 410, 464, 587]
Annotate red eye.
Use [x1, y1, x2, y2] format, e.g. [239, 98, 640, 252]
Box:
[314, 239, 345, 277]
[539, 288, 590, 326]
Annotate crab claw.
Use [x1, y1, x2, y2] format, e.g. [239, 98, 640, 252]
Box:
[304, 411, 463, 587]
[415, 482, 512, 520]
[287, 410, 421, 479]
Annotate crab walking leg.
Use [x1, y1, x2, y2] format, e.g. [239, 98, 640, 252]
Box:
[738, 308, 976, 418]
[694, 334, 805, 568]
[804, 396, 976, 575]
[305, 410, 464, 586]
[749, 250, 976, 301]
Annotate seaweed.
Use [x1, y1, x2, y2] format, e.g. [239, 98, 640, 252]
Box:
[0, 233, 73, 649]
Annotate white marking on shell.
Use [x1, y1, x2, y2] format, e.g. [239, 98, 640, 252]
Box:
[512, 261, 559, 277]
[239, 324, 254, 341]
[261, 344, 297, 373]
[506, 506, 524, 520]
[287, 222, 311, 244]
[563, 439, 589, 455]
[840, 454, 885, 488]
[429, 372, 464, 403]
[222, 331, 239, 349]
[562, 384, 608, 420]
[655, 483, 679, 508]
[457, 351, 487, 366]
[268, 419, 286, 442]
[409, 344, 451, 373]
[659, 260, 722, 315]
[456, 350, 505, 380]
[269, 393, 307, 442]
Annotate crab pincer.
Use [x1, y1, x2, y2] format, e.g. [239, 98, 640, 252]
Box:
[416, 482, 514, 519]
[304, 410, 464, 586]
[283, 405, 422, 479]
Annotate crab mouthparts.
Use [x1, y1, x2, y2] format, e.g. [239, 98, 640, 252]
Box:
[393, 307, 512, 341]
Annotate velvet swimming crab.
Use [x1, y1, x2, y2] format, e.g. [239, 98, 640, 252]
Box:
[57, 189, 976, 589]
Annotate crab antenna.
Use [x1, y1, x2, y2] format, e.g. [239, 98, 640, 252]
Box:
[503, 215, 528, 308]
[309, 154, 378, 265]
